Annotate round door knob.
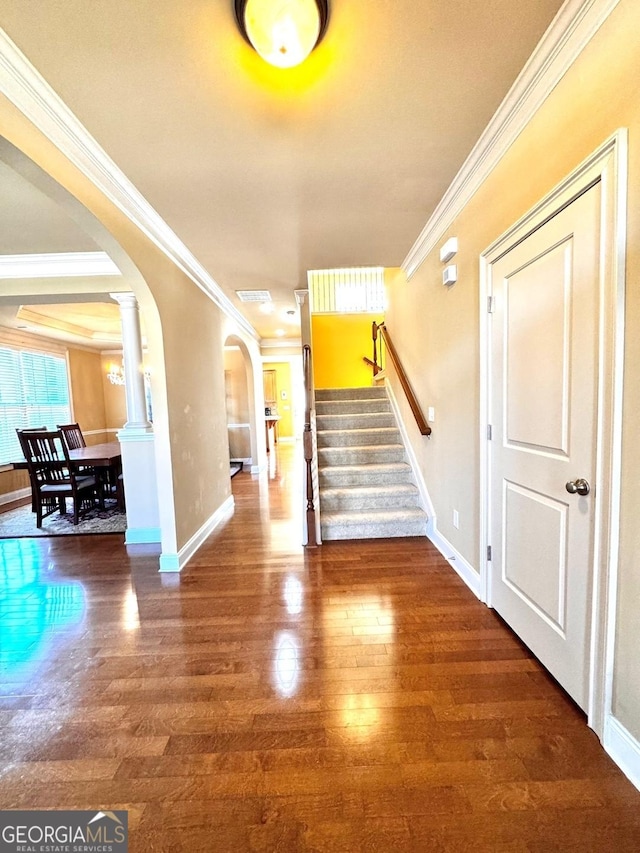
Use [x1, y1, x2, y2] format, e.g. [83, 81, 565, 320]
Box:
[566, 478, 590, 496]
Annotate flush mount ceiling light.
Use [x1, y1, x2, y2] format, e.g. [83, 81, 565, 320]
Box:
[234, 0, 329, 68]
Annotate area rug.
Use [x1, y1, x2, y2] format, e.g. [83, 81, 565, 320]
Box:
[0, 499, 126, 538]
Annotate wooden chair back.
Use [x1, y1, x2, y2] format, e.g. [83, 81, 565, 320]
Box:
[21, 429, 72, 485]
[58, 423, 86, 450]
[18, 429, 97, 526]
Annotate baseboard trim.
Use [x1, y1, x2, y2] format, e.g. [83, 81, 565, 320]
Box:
[125, 526, 161, 545]
[427, 521, 482, 600]
[159, 494, 234, 572]
[604, 714, 640, 791]
[0, 487, 31, 507]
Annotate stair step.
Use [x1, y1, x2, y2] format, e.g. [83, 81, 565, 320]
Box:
[319, 462, 414, 487]
[318, 444, 406, 466]
[316, 398, 390, 416]
[321, 508, 427, 540]
[320, 483, 419, 511]
[317, 427, 400, 448]
[315, 385, 427, 542]
[315, 387, 387, 402]
[316, 411, 396, 430]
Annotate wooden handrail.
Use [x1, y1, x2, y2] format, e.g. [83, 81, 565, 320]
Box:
[302, 344, 317, 547]
[373, 322, 431, 436]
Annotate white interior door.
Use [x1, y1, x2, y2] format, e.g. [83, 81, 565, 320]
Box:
[489, 184, 601, 710]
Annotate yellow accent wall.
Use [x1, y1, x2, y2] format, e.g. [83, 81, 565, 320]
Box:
[311, 312, 382, 389]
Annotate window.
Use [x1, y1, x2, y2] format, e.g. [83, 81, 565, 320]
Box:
[0, 346, 71, 466]
[308, 267, 386, 314]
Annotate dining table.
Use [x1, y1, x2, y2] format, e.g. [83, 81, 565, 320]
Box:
[12, 441, 122, 472]
[13, 440, 122, 513]
[264, 415, 280, 453]
[67, 441, 122, 470]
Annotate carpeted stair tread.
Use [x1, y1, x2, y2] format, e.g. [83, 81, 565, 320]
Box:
[320, 483, 419, 511]
[315, 385, 428, 542]
[317, 427, 401, 447]
[321, 507, 426, 523]
[319, 462, 414, 486]
[316, 398, 391, 416]
[315, 387, 387, 401]
[318, 444, 406, 465]
[316, 411, 396, 430]
[320, 508, 427, 540]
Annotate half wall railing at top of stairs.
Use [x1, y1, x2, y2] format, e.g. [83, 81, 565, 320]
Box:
[363, 319, 384, 376]
[303, 344, 317, 547]
[369, 321, 432, 437]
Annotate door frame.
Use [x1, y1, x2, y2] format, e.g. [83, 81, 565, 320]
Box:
[479, 130, 628, 739]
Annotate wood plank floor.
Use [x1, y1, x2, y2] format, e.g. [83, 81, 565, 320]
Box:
[1, 444, 639, 851]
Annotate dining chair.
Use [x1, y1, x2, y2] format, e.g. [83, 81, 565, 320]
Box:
[16, 427, 47, 511]
[57, 420, 104, 488]
[57, 423, 86, 450]
[19, 429, 99, 527]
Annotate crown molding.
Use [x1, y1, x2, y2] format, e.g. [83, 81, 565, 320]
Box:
[0, 323, 68, 354]
[0, 251, 120, 279]
[16, 306, 122, 342]
[260, 337, 302, 349]
[0, 29, 259, 342]
[401, 0, 621, 279]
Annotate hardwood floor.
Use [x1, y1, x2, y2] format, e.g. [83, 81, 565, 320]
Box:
[1, 444, 639, 851]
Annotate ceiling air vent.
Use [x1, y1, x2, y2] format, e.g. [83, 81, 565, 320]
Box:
[235, 290, 271, 302]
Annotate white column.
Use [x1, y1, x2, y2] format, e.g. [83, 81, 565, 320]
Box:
[111, 292, 160, 544]
[110, 292, 152, 431]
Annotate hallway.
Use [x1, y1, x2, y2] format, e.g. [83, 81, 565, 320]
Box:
[0, 444, 639, 851]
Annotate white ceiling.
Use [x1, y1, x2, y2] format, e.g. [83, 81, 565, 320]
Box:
[0, 0, 565, 339]
[0, 155, 132, 348]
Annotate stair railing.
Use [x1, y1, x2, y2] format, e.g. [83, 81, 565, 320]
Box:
[371, 321, 432, 437]
[363, 321, 384, 375]
[302, 344, 318, 546]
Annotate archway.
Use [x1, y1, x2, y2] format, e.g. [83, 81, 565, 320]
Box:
[223, 331, 267, 474]
[0, 137, 174, 557]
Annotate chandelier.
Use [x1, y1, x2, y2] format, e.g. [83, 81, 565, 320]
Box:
[106, 360, 151, 386]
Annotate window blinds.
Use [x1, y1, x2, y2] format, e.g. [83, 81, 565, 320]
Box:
[0, 346, 71, 466]
[307, 267, 386, 314]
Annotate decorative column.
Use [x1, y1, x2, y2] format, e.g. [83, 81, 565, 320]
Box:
[110, 292, 152, 431]
[111, 292, 160, 545]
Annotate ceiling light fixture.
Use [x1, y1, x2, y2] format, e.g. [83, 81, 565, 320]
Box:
[234, 0, 329, 69]
[106, 361, 126, 386]
[107, 359, 151, 386]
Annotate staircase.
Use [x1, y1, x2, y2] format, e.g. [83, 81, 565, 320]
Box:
[316, 386, 427, 540]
